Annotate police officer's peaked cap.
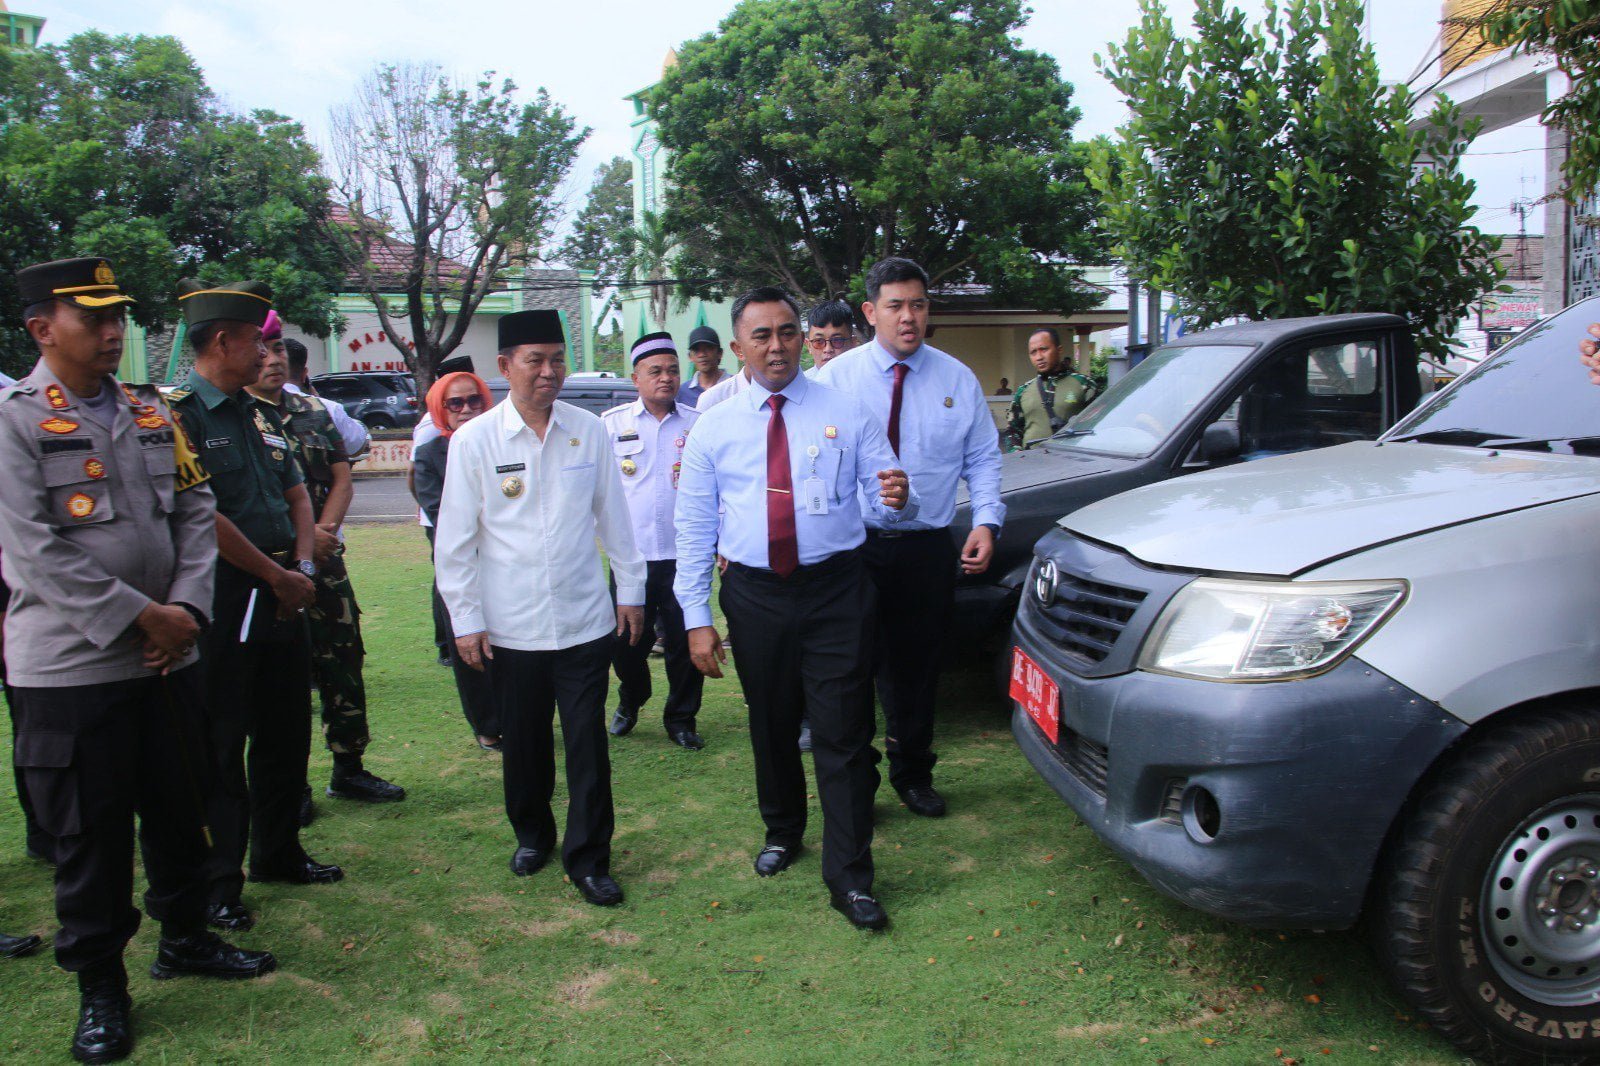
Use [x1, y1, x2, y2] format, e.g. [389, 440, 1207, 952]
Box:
[176, 278, 273, 328]
[499, 309, 564, 350]
[16, 257, 136, 310]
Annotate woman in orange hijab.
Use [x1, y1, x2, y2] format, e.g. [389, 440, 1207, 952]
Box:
[414, 371, 499, 749]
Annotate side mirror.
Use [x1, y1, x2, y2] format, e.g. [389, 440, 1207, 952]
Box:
[1199, 421, 1241, 463]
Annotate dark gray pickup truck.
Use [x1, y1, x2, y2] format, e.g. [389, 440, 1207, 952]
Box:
[953, 313, 1426, 643]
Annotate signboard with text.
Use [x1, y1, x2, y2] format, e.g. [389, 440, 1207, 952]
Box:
[1478, 288, 1542, 332]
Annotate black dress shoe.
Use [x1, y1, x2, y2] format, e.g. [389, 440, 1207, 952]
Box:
[797, 721, 813, 752]
[150, 931, 276, 981]
[298, 785, 315, 828]
[72, 980, 132, 1063]
[477, 736, 502, 751]
[248, 856, 343, 885]
[830, 890, 889, 931]
[0, 931, 41, 959]
[510, 846, 549, 876]
[669, 729, 705, 751]
[205, 901, 255, 933]
[575, 874, 624, 906]
[609, 708, 638, 737]
[436, 650, 451, 667]
[897, 785, 947, 818]
[754, 843, 800, 878]
[327, 767, 406, 802]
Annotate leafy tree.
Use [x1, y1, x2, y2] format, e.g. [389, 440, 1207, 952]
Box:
[1091, 0, 1503, 360]
[1477, 0, 1600, 205]
[0, 32, 343, 374]
[328, 62, 587, 389]
[560, 155, 634, 317]
[648, 0, 1104, 312]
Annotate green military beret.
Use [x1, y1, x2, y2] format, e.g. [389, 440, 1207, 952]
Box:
[176, 278, 273, 328]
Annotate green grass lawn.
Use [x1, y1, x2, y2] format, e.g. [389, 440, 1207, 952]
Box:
[0, 525, 1467, 1063]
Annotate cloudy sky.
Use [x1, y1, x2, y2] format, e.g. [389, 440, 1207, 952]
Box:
[28, 0, 1549, 240]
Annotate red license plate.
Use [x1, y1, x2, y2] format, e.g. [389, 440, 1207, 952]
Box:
[1010, 647, 1060, 744]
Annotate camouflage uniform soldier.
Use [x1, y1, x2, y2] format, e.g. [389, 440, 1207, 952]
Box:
[1007, 327, 1097, 450]
[247, 313, 403, 806]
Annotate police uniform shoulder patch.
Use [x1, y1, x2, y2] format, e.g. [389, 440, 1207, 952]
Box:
[45, 384, 70, 410]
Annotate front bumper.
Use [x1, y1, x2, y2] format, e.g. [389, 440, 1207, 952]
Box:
[1012, 609, 1467, 927]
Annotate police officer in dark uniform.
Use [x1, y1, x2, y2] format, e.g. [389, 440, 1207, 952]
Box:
[0, 258, 275, 1063]
[167, 279, 341, 934]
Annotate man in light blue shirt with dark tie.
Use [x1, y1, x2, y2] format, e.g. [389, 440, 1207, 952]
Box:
[674, 285, 914, 931]
[815, 257, 1005, 820]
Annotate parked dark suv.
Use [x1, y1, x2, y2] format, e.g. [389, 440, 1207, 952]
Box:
[311, 372, 420, 430]
[485, 374, 638, 417]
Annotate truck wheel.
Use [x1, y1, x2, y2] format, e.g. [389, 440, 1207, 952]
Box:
[1377, 707, 1600, 1063]
[363, 414, 395, 431]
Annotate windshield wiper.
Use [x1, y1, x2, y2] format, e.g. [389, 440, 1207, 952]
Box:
[1386, 428, 1503, 446]
[1051, 428, 1092, 439]
[1480, 436, 1600, 455]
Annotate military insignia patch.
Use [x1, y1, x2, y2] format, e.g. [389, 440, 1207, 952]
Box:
[501, 475, 524, 498]
[120, 384, 141, 405]
[84, 458, 106, 480]
[620, 459, 637, 476]
[40, 417, 79, 434]
[45, 385, 69, 410]
[824, 425, 838, 439]
[94, 262, 116, 286]
[135, 414, 167, 430]
[943, 396, 954, 408]
[66, 492, 95, 519]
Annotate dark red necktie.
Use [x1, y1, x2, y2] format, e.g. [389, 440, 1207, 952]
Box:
[766, 395, 799, 577]
[887, 361, 909, 456]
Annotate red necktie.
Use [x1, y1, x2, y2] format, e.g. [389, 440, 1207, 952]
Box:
[887, 361, 909, 456]
[766, 395, 799, 577]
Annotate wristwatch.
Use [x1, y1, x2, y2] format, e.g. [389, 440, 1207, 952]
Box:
[294, 559, 317, 579]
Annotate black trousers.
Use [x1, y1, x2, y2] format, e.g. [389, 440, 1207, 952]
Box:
[720, 551, 879, 895]
[201, 564, 314, 904]
[6, 683, 56, 861]
[610, 559, 702, 732]
[426, 528, 499, 739]
[489, 636, 613, 879]
[862, 529, 958, 792]
[9, 667, 210, 971]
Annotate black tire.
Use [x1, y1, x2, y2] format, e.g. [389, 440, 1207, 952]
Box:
[1377, 705, 1600, 1063]
[362, 413, 395, 431]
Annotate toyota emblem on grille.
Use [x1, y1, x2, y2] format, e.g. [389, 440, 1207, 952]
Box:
[1034, 559, 1058, 607]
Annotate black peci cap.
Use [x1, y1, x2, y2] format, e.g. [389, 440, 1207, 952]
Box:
[499, 310, 564, 350]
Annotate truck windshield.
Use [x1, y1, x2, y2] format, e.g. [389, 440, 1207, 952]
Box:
[1047, 344, 1257, 458]
[1385, 300, 1600, 452]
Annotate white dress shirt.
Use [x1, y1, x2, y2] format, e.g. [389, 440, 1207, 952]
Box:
[599, 398, 699, 561]
[695, 367, 753, 411]
[434, 398, 646, 651]
[673, 373, 918, 631]
[816, 339, 1005, 531]
[286, 382, 369, 458]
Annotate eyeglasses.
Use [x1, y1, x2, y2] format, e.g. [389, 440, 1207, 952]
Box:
[443, 395, 486, 413]
[809, 335, 854, 352]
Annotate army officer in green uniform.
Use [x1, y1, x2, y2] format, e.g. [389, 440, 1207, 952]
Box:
[168, 280, 341, 935]
[248, 312, 404, 807]
[1007, 328, 1097, 449]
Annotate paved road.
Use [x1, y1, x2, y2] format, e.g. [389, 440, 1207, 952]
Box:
[348, 475, 421, 523]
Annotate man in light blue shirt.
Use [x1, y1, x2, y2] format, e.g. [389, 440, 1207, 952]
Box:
[674, 285, 912, 932]
[815, 257, 1005, 819]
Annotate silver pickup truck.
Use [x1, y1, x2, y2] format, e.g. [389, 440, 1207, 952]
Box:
[1009, 296, 1600, 1062]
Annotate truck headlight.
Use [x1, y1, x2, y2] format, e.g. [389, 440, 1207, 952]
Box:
[1137, 578, 1406, 681]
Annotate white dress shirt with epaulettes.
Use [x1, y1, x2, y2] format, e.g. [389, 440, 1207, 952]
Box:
[599, 398, 699, 562]
[433, 398, 645, 651]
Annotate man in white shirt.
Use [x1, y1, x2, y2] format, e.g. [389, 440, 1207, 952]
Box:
[600, 332, 704, 748]
[695, 344, 754, 411]
[675, 286, 914, 931]
[434, 311, 646, 908]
